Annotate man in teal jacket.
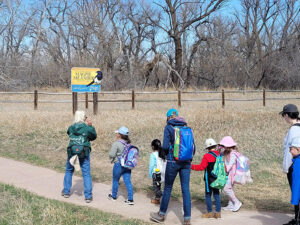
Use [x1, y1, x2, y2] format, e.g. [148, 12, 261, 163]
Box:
[62, 111, 97, 203]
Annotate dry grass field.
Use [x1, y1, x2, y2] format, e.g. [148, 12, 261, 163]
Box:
[1, 89, 299, 213]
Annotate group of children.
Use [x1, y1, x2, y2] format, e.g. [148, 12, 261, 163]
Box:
[148, 136, 243, 219]
[108, 125, 244, 217]
[107, 125, 299, 223]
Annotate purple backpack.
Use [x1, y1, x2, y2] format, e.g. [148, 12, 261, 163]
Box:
[119, 140, 139, 169]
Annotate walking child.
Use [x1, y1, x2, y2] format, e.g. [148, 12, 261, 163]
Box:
[283, 138, 300, 225]
[149, 139, 166, 204]
[219, 136, 242, 212]
[191, 138, 221, 219]
[108, 126, 134, 205]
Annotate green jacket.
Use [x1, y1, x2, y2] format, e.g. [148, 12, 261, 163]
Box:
[67, 122, 97, 158]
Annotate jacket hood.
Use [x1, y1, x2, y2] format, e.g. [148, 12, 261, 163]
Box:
[167, 116, 187, 126]
[70, 122, 87, 135]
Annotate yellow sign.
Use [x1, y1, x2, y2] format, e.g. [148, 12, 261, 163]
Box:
[71, 67, 100, 85]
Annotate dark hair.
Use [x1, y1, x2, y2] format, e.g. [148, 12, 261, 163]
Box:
[120, 134, 131, 144]
[151, 139, 166, 160]
[223, 146, 238, 158]
[284, 112, 300, 120]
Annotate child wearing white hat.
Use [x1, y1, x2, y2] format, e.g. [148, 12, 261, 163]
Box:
[191, 138, 221, 219]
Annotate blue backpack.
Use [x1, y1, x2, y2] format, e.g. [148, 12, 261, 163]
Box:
[173, 126, 194, 161]
[119, 140, 139, 169]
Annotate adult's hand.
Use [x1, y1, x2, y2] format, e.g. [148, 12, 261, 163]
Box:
[86, 117, 92, 126]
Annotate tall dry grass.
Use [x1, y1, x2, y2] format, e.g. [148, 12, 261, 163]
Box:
[0, 90, 298, 212]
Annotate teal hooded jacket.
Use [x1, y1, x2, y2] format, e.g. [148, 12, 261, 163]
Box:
[67, 122, 97, 158]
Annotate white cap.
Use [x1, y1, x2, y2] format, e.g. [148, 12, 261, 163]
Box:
[205, 138, 217, 149]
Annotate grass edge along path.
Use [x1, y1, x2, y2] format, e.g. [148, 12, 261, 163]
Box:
[0, 182, 150, 225]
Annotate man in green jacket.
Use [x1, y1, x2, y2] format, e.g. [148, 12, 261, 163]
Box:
[62, 111, 97, 203]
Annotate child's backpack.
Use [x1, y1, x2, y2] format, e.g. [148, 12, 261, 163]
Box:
[154, 154, 167, 183]
[70, 145, 86, 159]
[233, 152, 253, 185]
[173, 126, 194, 161]
[209, 152, 228, 189]
[119, 140, 139, 170]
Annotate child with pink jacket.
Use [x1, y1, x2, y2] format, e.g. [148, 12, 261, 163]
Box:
[219, 136, 242, 212]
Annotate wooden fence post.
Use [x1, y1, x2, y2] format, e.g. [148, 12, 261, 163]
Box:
[132, 90, 135, 109]
[72, 92, 78, 115]
[263, 89, 266, 106]
[93, 92, 98, 115]
[34, 90, 38, 110]
[85, 92, 88, 109]
[222, 89, 225, 108]
[178, 90, 181, 107]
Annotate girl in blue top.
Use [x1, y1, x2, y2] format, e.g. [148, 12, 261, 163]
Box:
[149, 139, 165, 204]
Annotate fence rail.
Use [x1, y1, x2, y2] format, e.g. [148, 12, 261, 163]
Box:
[1, 89, 300, 114]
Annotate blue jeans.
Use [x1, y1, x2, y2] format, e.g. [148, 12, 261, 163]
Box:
[159, 161, 191, 220]
[205, 186, 221, 212]
[63, 155, 92, 199]
[112, 162, 133, 201]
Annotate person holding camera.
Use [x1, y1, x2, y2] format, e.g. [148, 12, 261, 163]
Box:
[61, 110, 97, 203]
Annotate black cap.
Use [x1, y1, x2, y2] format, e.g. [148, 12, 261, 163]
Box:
[279, 104, 299, 115]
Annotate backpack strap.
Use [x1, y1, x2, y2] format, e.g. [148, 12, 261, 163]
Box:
[208, 151, 217, 158]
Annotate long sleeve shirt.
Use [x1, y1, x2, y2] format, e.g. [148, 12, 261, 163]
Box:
[191, 150, 219, 171]
[109, 141, 124, 163]
[149, 151, 158, 178]
[283, 125, 300, 173]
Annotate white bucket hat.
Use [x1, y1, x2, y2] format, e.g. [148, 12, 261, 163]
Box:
[205, 138, 217, 149]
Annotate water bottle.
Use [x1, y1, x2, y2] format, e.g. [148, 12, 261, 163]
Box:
[154, 168, 161, 183]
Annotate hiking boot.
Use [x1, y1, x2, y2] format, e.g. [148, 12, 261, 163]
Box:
[124, 199, 134, 205]
[150, 211, 165, 223]
[151, 198, 160, 205]
[214, 212, 221, 219]
[232, 201, 242, 212]
[107, 194, 117, 201]
[85, 197, 93, 203]
[283, 219, 296, 225]
[202, 212, 214, 218]
[183, 220, 191, 225]
[61, 190, 70, 198]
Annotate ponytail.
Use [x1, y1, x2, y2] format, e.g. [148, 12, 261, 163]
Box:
[151, 139, 165, 160]
[120, 134, 131, 144]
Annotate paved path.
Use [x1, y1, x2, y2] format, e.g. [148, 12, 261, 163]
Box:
[0, 157, 292, 225]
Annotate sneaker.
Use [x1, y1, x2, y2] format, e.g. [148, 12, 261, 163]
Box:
[214, 212, 221, 219]
[150, 212, 165, 223]
[107, 194, 117, 201]
[201, 212, 214, 218]
[85, 197, 93, 203]
[183, 220, 191, 225]
[61, 190, 70, 198]
[124, 199, 134, 205]
[232, 201, 242, 212]
[222, 201, 233, 211]
[151, 198, 160, 205]
[283, 219, 296, 225]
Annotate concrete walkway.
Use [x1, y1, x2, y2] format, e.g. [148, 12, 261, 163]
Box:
[0, 157, 292, 225]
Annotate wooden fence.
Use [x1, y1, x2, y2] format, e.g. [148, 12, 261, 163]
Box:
[1, 89, 300, 115]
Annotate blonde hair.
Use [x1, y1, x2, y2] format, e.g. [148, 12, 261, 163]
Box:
[74, 110, 86, 123]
